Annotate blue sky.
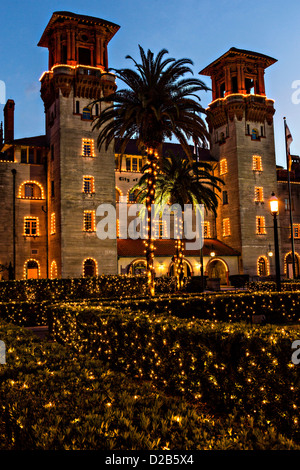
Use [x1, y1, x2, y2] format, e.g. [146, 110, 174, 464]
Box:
[0, 0, 299, 168]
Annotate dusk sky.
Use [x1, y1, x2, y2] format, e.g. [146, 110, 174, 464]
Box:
[0, 0, 299, 168]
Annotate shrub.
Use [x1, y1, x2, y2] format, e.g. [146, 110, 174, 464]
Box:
[49, 304, 300, 443]
[1, 320, 298, 450]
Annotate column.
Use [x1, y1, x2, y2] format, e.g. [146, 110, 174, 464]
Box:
[224, 66, 232, 96]
[237, 64, 246, 94]
[95, 34, 101, 67]
[257, 67, 265, 95]
[56, 31, 61, 64]
[67, 29, 71, 64]
[71, 31, 76, 63]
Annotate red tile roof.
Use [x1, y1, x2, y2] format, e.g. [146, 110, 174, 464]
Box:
[115, 139, 215, 162]
[117, 238, 240, 257]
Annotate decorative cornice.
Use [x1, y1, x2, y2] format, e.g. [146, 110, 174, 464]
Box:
[206, 94, 275, 130]
[40, 67, 116, 108]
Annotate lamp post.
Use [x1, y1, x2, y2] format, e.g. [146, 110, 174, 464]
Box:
[270, 193, 281, 291]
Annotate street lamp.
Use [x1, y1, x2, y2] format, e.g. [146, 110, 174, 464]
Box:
[269, 193, 281, 291]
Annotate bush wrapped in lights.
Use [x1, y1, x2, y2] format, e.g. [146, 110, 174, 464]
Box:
[49, 304, 300, 443]
[2, 320, 298, 449]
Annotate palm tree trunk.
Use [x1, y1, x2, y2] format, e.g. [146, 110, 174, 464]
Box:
[145, 147, 158, 296]
[175, 238, 184, 290]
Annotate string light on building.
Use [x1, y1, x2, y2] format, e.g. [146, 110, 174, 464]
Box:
[23, 259, 41, 279]
[50, 212, 56, 234]
[81, 138, 95, 157]
[83, 210, 96, 232]
[23, 216, 40, 237]
[18, 181, 45, 199]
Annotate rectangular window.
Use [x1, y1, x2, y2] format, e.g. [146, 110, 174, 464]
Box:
[203, 221, 211, 238]
[253, 155, 263, 172]
[219, 158, 228, 175]
[285, 198, 294, 211]
[222, 190, 228, 205]
[29, 148, 34, 164]
[51, 181, 55, 197]
[50, 213, 56, 235]
[256, 216, 266, 235]
[132, 157, 138, 172]
[255, 187, 264, 202]
[51, 144, 54, 161]
[36, 149, 42, 164]
[21, 148, 27, 163]
[82, 138, 95, 157]
[292, 224, 300, 239]
[24, 184, 34, 198]
[24, 217, 39, 236]
[125, 156, 143, 172]
[83, 210, 96, 232]
[83, 176, 95, 194]
[153, 220, 167, 239]
[75, 101, 80, 114]
[223, 218, 231, 237]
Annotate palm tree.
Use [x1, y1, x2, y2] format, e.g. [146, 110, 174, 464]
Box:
[92, 45, 209, 295]
[132, 151, 224, 289]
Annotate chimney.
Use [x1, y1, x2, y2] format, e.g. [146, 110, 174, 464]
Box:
[4, 99, 15, 143]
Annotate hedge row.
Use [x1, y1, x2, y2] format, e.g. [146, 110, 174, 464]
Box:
[49, 304, 300, 443]
[2, 320, 298, 450]
[0, 276, 149, 302]
[1, 289, 300, 328]
[248, 280, 300, 292]
[98, 291, 300, 323]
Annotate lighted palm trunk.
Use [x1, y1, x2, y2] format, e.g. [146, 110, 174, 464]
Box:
[174, 240, 184, 290]
[175, 212, 184, 290]
[145, 148, 159, 296]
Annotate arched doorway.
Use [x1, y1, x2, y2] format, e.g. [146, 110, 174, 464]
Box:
[128, 259, 147, 275]
[24, 259, 40, 279]
[169, 260, 192, 277]
[83, 258, 97, 277]
[206, 258, 228, 285]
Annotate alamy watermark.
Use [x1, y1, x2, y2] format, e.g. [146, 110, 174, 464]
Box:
[292, 340, 300, 365]
[0, 80, 5, 105]
[96, 202, 204, 250]
[291, 80, 300, 104]
[0, 340, 6, 364]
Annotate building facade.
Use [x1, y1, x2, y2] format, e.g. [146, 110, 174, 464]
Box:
[0, 11, 299, 283]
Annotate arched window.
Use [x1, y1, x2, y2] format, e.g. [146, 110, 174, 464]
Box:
[19, 181, 44, 199]
[50, 261, 57, 279]
[285, 252, 300, 278]
[82, 107, 91, 120]
[83, 258, 98, 277]
[128, 188, 139, 203]
[116, 188, 121, 203]
[257, 256, 269, 276]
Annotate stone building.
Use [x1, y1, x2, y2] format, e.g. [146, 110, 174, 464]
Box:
[0, 11, 298, 284]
